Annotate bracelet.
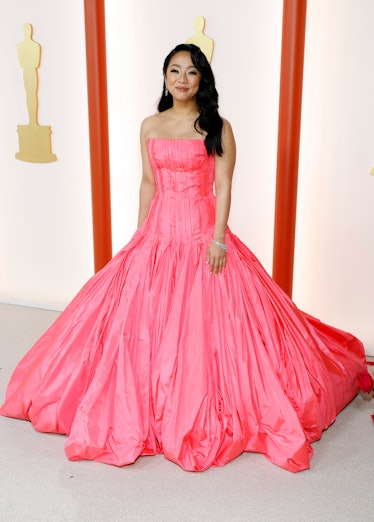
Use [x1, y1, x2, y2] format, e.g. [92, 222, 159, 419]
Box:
[211, 239, 228, 252]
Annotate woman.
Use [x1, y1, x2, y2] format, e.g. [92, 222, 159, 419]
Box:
[0, 44, 367, 472]
[139, 43, 234, 277]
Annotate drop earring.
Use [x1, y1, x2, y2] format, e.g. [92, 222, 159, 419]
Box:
[164, 83, 168, 96]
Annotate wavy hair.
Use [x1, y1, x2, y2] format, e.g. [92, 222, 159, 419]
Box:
[158, 43, 223, 156]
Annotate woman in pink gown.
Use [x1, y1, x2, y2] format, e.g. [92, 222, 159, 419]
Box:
[0, 44, 367, 472]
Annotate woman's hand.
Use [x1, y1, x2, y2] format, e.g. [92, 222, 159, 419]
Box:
[206, 240, 227, 275]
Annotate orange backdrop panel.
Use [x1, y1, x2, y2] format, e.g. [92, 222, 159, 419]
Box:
[84, 0, 112, 272]
[273, 0, 307, 297]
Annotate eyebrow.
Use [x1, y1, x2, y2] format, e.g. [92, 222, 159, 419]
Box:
[169, 63, 197, 69]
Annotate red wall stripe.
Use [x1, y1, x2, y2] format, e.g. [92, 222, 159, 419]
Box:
[84, 0, 112, 272]
[272, 0, 307, 297]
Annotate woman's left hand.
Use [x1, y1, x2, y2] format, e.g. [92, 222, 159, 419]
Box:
[206, 241, 227, 275]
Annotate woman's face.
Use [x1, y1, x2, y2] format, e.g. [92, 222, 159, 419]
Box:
[165, 51, 201, 102]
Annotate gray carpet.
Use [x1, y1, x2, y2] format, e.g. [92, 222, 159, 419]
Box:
[0, 303, 373, 522]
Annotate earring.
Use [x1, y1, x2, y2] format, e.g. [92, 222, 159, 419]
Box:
[164, 83, 168, 96]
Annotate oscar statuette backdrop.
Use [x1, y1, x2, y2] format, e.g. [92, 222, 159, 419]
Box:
[16, 23, 57, 163]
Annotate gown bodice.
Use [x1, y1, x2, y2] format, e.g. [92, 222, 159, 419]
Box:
[146, 139, 216, 239]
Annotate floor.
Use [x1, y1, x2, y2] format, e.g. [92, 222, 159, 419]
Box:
[0, 303, 373, 522]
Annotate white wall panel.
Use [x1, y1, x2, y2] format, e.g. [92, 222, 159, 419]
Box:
[295, 0, 374, 354]
[0, 0, 93, 309]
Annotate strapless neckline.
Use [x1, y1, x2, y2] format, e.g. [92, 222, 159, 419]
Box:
[147, 138, 205, 143]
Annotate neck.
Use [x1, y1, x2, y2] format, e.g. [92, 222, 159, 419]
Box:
[170, 101, 199, 119]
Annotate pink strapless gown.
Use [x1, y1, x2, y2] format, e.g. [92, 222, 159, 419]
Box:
[0, 139, 366, 472]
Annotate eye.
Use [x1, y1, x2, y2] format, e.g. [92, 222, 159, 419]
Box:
[170, 68, 179, 73]
[188, 70, 198, 75]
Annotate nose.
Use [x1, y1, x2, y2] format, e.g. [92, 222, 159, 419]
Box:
[180, 71, 188, 83]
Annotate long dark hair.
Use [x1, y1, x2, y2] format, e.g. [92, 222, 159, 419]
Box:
[158, 43, 223, 156]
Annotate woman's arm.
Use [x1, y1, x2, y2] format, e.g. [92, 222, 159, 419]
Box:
[137, 118, 157, 228]
[206, 119, 236, 274]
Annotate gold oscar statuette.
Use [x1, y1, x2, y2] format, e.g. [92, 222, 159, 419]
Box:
[185, 16, 214, 64]
[15, 23, 57, 163]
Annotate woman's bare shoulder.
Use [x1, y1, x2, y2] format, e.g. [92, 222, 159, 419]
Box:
[221, 117, 234, 136]
[220, 118, 235, 148]
[141, 112, 170, 140]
